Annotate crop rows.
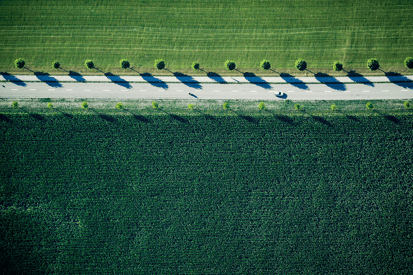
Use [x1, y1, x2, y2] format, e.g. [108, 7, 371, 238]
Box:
[1, 112, 413, 274]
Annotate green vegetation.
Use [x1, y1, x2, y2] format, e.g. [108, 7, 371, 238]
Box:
[152, 101, 159, 109]
[225, 60, 236, 71]
[258, 102, 265, 110]
[1, 0, 413, 74]
[191, 62, 200, 70]
[295, 103, 301, 110]
[115, 102, 123, 109]
[366, 102, 374, 110]
[47, 102, 53, 109]
[11, 101, 18, 108]
[333, 61, 343, 71]
[404, 101, 410, 109]
[188, 103, 194, 110]
[260, 60, 271, 70]
[120, 59, 130, 69]
[223, 102, 230, 110]
[367, 58, 380, 71]
[295, 58, 307, 71]
[52, 60, 60, 69]
[154, 59, 165, 70]
[1, 106, 412, 274]
[85, 60, 94, 69]
[404, 57, 413, 69]
[81, 101, 89, 109]
[14, 58, 25, 69]
[331, 104, 337, 111]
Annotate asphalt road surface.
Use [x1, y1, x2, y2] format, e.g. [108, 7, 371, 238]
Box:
[1, 81, 412, 100]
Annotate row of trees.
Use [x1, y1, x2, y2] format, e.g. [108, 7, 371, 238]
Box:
[13, 57, 413, 72]
[11, 100, 410, 111]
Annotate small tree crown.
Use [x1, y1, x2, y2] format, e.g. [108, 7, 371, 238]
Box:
[294, 104, 301, 110]
[14, 58, 25, 69]
[331, 104, 337, 111]
[115, 102, 123, 109]
[404, 57, 413, 69]
[333, 61, 343, 71]
[154, 59, 165, 70]
[260, 60, 271, 70]
[295, 59, 307, 71]
[152, 102, 159, 109]
[258, 102, 265, 110]
[225, 60, 236, 71]
[47, 102, 53, 109]
[52, 61, 60, 69]
[120, 59, 130, 69]
[367, 58, 379, 71]
[404, 101, 410, 108]
[188, 104, 194, 110]
[191, 62, 200, 70]
[223, 102, 230, 110]
[81, 101, 89, 109]
[85, 60, 94, 69]
[12, 101, 19, 108]
[366, 102, 374, 110]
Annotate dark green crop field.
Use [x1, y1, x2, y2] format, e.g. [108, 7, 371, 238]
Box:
[1, 0, 413, 75]
[1, 108, 413, 274]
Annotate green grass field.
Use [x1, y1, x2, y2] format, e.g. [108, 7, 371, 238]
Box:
[1, 102, 413, 274]
[1, 0, 413, 75]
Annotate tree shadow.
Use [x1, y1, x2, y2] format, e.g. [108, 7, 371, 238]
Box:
[90, 109, 117, 123]
[230, 109, 258, 124]
[207, 72, 227, 83]
[159, 109, 189, 123]
[34, 72, 62, 88]
[264, 109, 294, 124]
[242, 72, 272, 89]
[314, 72, 346, 91]
[383, 72, 413, 89]
[20, 107, 46, 121]
[0, 114, 11, 122]
[55, 108, 73, 119]
[194, 109, 216, 120]
[373, 109, 400, 124]
[345, 70, 374, 87]
[280, 73, 308, 90]
[68, 71, 86, 82]
[104, 72, 132, 89]
[140, 73, 169, 89]
[302, 110, 332, 127]
[0, 72, 27, 86]
[269, 69, 280, 74]
[123, 108, 151, 123]
[173, 72, 202, 89]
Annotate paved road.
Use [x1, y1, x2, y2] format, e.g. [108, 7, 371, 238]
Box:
[1, 74, 412, 100]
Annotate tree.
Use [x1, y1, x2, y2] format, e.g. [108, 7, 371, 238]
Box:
[191, 62, 200, 70]
[115, 102, 123, 109]
[331, 104, 337, 111]
[404, 57, 413, 69]
[85, 60, 94, 69]
[294, 104, 301, 110]
[223, 102, 230, 110]
[258, 102, 265, 110]
[333, 61, 343, 71]
[81, 101, 89, 109]
[295, 59, 307, 71]
[14, 58, 25, 69]
[225, 60, 236, 71]
[120, 59, 130, 69]
[188, 104, 194, 110]
[366, 102, 373, 110]
[367, 58, 379, 71]
[154, 59, 165, 70]
[404, 101, 410, 109]
[152, 102, 158, 109]
[52, 61, 60, 69]
[47, 102, 53, 109]
[12, 101, 18, 108]
[260, 60, 271, 70]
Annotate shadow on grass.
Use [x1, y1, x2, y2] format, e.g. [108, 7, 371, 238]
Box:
[207, 72, 227, 83]
[264, 109, 294, 124]
[242, 72, 272, 89]
[20, 107, 46, 121]
[123, 108, 151, 123]
[90, 109, 117, 123]
[314, 72, 346, 91]
[345, 70, 374, 87]
[34, 72, 62, 88]
[230, 109, 258, 124]
[68, 71, 86, 82]
[0, 72, 27, 86]
[301, 110, 333, 127]
[194, 109, 216, 120]
[0, 114, 11, 122]
[55, 108, 73, 119]
[383, 71, 413, 89]
[280, 73, 308, 90]
[159, 109, 189, 123]
[104, 72, 132, 89]
[139, 73, 168, 89]
[173, 72, 202, 89]
[373, 109, 400, 124]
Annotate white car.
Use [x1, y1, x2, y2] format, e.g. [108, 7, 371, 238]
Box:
[275, 91, 284, 97]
